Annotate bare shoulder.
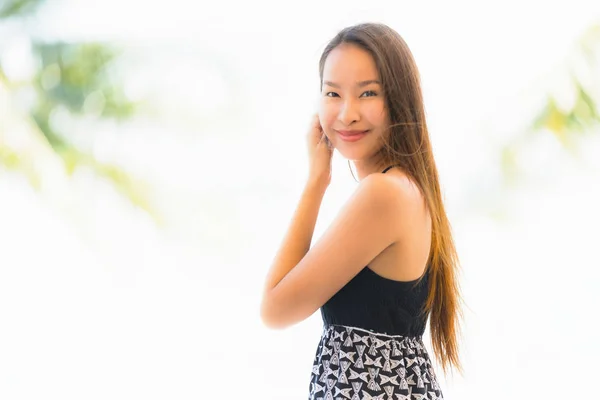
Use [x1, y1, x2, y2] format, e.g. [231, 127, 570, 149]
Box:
[360, 170, 429, 238]
[360, 170, 426, 213]
[259, 168, 428, 329]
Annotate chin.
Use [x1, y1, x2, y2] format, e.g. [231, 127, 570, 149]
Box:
[336, 149, 368, 162]
[333, 134, 381, 160]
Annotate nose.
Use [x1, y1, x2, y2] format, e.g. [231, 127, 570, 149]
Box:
[338, 98, 360, 126]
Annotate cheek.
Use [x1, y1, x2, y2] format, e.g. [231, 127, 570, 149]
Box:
[362, 102, 387, 126]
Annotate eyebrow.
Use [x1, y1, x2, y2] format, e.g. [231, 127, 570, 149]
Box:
[323, 80, 381, 88]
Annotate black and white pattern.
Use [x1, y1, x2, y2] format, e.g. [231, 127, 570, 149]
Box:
[309, 324, 443, 400]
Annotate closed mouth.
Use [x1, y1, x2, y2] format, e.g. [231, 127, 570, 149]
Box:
[337, 130, 369, 137]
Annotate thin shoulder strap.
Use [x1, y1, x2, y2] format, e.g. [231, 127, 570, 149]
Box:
[381, 165, 401, 174]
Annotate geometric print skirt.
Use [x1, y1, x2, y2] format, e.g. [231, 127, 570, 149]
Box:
[308, 324, 444, 400]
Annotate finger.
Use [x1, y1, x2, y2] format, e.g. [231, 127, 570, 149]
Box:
[318, 131, 327, 145]
[310, 113, 318, 127]
[312, 114, 322, 130]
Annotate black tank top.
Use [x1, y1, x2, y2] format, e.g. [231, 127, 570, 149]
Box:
[319, 165, 430, 337]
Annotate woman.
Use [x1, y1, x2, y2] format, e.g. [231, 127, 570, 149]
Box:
[260, 22, 462, 399]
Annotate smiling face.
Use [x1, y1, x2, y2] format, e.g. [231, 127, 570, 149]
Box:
[318, 43, 390, 163]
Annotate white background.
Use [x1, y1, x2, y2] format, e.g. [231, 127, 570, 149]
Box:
[1, 0, 599, 398]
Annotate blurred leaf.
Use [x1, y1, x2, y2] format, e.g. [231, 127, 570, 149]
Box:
[1, 32, 158, 222]
[59, 147, 161, 224]
[529, 24, 600, 144]
[533, 99, 566, 135]
[0, 143, 42, 189]
[574, 83, 599, 123]
[497, 22, 600, 196]
[0, 0, 43, 19]
[531, 86, 599, 150]
[27, 42, 158, 217]
[33, 42, 137, 119]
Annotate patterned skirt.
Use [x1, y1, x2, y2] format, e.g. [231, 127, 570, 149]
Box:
[308, 324, 444, 400]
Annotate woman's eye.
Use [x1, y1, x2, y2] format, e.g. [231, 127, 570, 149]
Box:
[324, 91, 377, 98]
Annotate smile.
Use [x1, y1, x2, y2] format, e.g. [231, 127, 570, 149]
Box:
[337, 130, 369, 142]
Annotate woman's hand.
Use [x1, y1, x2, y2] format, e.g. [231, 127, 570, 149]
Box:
[306, 114, 333, 189]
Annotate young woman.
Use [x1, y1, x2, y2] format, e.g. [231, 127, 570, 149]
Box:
[260, 22, 462, 399]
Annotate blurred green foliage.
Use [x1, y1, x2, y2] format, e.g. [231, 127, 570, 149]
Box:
[501, 23, 600, 185]
[0, 0, 158, 221]
[533, 84, 599, 139]
[1, 0, 598, 223]
[0, 0, 41, 19]
[532, 27, 600, 145]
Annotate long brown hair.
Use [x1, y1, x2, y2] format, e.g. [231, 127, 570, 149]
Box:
[319, 23, 463, 376]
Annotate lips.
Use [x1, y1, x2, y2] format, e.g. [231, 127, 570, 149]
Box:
[336, 129, 369, 142]
[337, 130, 369, 137]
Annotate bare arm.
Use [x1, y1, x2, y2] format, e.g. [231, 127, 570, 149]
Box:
[260, 174, 408, 329]
[261, 181, 328, 296]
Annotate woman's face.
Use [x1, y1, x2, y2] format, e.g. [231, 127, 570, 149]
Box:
[319, 43, 389, 162]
